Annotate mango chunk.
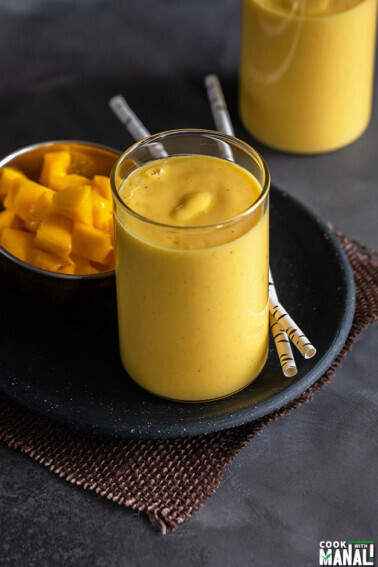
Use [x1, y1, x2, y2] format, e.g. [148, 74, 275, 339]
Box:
[28, 247, 68, 272]
[3, 182, 22, 209]
[71, 255, 100, 275]
[11, 216, 26, 231]
[49, 174, 91, 192]
[92, 249, 115, 273]
[39, 151, 71, 187]
[57, 257, 76, 274]
[35, 215, 72, 259]
[0, 228, 34, 262]
[11, 178, 53, 222]
[92, 192, 112, 230]
[93, 175, 112, 201]
[24, 191, 54, 232]
[69, 150, 97, 178]
[72, 222, 113, 264]
[0, 167, 26, 201]
[58, 264, 76, 274]
[104, 215, 113, 235]
[0, 209, 17, 234]
[52, 185, 92, 224]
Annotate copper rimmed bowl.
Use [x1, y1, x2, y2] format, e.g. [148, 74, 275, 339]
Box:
[0, 140, 120, 305]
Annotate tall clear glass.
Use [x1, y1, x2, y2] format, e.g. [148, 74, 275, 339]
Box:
[240, 0, 377, 154]
[111, 129, 270, 402]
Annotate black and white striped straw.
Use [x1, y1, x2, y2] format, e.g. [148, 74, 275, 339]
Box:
[269, 269, 297, 376]
[269, 294, 316, 359]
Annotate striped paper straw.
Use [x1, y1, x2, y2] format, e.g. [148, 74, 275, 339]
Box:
[269, 297, 317, 359]
[269, 313, 298, 377]
[204, 75, 234, 137]
[269, 270, 297, 377]
[109, 94, 167, 159]
[204, 75, 235, 162]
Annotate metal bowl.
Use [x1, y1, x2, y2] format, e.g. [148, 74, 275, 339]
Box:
[0, 140, 120, 305]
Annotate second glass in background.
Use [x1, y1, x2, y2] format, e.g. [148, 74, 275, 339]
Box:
[240, 0, 378, 153]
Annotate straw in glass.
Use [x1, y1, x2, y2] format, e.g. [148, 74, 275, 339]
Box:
[204, 75, 234, 161]
[204, 74, 316, 363]
[205, 75, 297, 374]
[109, 95, 167, 159]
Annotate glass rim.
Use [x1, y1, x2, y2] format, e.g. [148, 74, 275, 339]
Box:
[249, 0, 373, 20]
[110, 128, 270, 231]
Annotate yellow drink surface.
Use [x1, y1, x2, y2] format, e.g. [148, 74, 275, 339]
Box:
[115, 155, 269, 401]
[240, 0, 377, 153]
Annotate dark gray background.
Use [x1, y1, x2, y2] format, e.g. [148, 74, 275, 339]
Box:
[0, 1, 377, 566]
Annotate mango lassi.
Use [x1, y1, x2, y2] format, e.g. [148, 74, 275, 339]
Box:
[112, 141, 270, 402]
[240, 0, 377, 153]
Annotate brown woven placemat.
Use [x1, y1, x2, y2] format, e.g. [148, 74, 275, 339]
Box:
[0, 233, 377, 533]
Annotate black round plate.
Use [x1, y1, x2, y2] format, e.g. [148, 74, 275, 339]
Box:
[0, 186, 355, 438]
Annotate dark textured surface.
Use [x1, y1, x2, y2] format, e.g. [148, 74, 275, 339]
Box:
[0, 187, 355, 438]
[0, 1, 377, 565]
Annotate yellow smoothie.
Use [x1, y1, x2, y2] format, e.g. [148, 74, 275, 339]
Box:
[114, 154, 269, 401]
[240, 0, 377, 153]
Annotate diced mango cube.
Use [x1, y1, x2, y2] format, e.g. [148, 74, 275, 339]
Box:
[49, 174, 91, 192]
[58, 265, 75, 274]
[52, 185, 92, 224]
[91, 249, 115, 272]
[0, 209, 17, 234]
[69, 150, 97, 178]
[0, 228, 34, 262]
[35, 215, 72, 259]
[95, 211, 113, 234]
[71, 255, 100, 275]
[0, 167, 26, 202]
[102, 214, 113, 236]
[14, 217, 26, 230]
[28, 247, 68, 272]
[91, 192, 112, 230]
[3, 182, 21, 209]
[24, 191, 54, 232]
[39, 151, 71, 188]
[93, 175, 112, 201]
[10, 178, 53, 222]
[72, 222, 113, 264]
[57, 258, 76, 274]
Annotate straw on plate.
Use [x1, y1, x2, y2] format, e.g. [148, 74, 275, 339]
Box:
[269, 295, 316, 359]
[204, 73, 316, 364]
[269, 269, 297, 377]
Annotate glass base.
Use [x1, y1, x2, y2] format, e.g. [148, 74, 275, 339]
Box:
[126, 350, 269, 404]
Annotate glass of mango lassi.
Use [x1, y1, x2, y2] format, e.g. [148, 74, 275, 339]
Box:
[240, 0, 377, 153]
[111, 130, 270, 402]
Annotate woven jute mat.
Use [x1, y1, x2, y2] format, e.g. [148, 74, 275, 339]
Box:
[0, 233, 377, 532]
